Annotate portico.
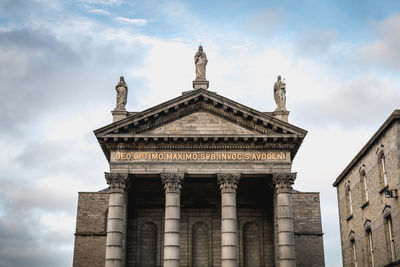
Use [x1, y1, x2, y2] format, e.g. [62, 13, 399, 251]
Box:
[72, 46, 325, 267]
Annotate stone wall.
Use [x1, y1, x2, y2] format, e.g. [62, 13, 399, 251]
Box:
[73, 192, 109, 267]
[337, 120, 400, 267]
[292, 192, 325, 267]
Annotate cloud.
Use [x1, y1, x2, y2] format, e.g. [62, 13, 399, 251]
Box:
[360, 14, 400, 69]
[0, 24, 150, 137]
[87, 8, 110, 15]
[79, 0, 122, 6]
[296, 75, 400, 127]
[245, 7, 287, 34]
[115, 16, 148, 25]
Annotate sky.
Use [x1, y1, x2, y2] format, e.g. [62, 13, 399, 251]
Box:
[0, 0, 399, 266]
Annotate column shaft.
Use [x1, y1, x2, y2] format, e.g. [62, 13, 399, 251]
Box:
[218, 173, 240, 267]
[273, 173, 297, 267]
[161, 173, 184, 267]
[105, 173, 129, 267]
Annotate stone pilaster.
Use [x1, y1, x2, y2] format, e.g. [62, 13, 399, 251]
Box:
[104, 172, 129, 267]
[161, 173, 184, 267]
[217, 173, 241, 267]
[273, 173, 297, 267]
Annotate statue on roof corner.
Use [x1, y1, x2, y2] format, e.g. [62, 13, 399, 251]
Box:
[194, 45, 208, 80]
[274, 75, 286, 111]
[115, 76, 128, 111]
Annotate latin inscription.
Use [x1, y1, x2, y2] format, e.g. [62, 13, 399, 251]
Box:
[114, 151, 287, 161]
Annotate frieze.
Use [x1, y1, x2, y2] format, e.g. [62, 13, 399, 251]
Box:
[106, 143, 296, 150]
[112, 150, 289, 162]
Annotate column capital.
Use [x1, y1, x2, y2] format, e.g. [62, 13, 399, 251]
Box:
[273, 173, 296, 193]
[217, 173, 241, 193]
[161, 173, 184, 193]
[105, 172, 129, 193]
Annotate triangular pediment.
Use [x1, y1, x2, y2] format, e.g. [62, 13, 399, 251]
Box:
[146, 111, 257, 135]
[95, 89, 306, 138]
[94, 89, 307, 160]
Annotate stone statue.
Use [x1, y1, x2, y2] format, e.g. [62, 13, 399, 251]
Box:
[115, 76, 128, 111]
[194, 45, 208, 80]
[274, 75, 286, 111]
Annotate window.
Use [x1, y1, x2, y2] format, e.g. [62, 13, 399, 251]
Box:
[381, 155, 388, 187]
[383, 206, 396, 263]
[349, 231, 357, 267]
[359, 164, 368, 204]
[352, 240, 358, 267]
[377, 145, 388, 189]
[367, 230, 375, 267]
[387, 216, 396, 262]
[346, 184, 353, 217]
[365, 220, 374, 267]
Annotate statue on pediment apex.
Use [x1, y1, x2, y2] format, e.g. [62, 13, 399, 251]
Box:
[115, 76, 128, 111]
[194, 45, 208, 81]
[274, 75, 286, 111]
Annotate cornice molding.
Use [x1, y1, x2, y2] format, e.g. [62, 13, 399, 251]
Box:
[95, 89, 308, 162]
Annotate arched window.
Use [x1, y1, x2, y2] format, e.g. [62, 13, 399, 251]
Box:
[139, 222, 157, 267]
[346, 183, 353, 217]
[243, 222, 261, 267]
[349, 231, 357, 267]
[364, 220, 374, 267]
[377, 145, 388, 188]
[359, 164, 368, 204]
[192, 222, 209, 267]
[383, 206, 396, 263]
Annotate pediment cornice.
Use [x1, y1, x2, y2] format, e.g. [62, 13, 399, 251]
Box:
[94, 89, 307, 161]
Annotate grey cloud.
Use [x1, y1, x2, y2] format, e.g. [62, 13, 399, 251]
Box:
[0, 0, 63, 23]
[360, 14, 400, 69]
[0, 27, 149, 137]
[0, 215, 72, 267]
[296, 77, 400, 128]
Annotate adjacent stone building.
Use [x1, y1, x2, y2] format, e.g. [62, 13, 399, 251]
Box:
[73, 47, 325, 267]
[333, 110, 400, 267]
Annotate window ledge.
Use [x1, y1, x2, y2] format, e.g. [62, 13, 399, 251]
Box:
[384, 258, 400, 267]
[361, 201, 369, 209]
[346, 214, 353, 221]
[379, 185, 389, 194]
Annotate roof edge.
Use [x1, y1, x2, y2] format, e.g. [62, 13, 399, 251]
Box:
[333, 109, 400, 187]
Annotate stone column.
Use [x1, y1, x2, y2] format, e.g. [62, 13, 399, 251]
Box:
[105, 172, 129, 267]
[273, 173, 297, 267]
[217, 173, 241, 267]
[161, 173, 184, 267]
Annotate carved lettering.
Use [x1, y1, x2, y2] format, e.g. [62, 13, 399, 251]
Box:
[113, 151, 288, 162]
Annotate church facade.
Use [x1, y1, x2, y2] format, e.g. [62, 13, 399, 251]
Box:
[72, 47, 325, 267]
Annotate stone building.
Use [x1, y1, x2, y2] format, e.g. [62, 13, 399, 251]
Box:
[73, 47, 325, 267]
[333, 110, 400, 267]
